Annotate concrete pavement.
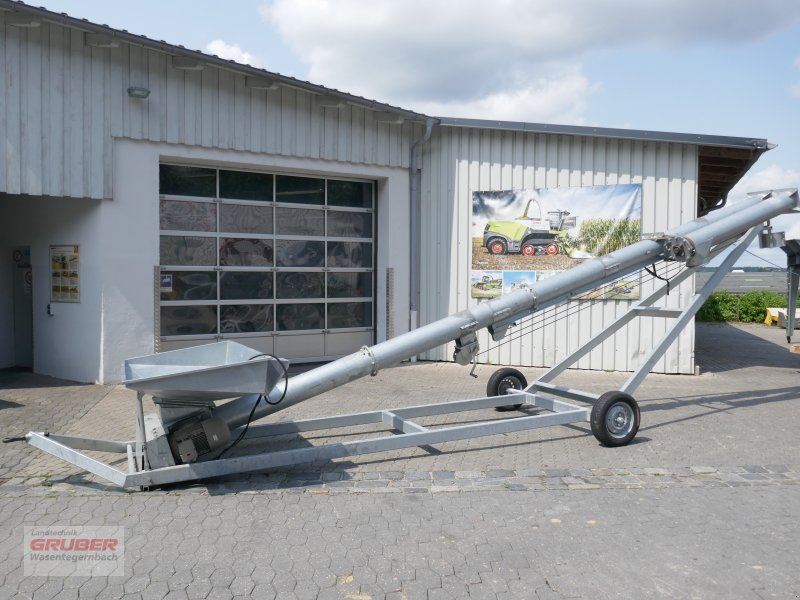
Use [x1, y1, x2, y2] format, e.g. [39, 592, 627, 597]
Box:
[0, 322, 798, 599]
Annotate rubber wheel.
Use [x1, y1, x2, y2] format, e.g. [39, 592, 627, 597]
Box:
[545, 243, 559, 256]
[487, 367, 527, 411]
[590, 391, 640, 446]
[521, 243, 536, 257]
[487, 238, 508, 255]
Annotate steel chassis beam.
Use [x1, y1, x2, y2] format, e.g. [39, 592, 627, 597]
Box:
[25, 391, 589, 488]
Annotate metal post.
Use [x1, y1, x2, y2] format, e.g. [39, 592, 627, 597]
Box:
[783, 240, 800, 342]
[135, 392, 147, 470]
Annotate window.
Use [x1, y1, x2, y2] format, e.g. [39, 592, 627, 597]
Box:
[159, 167, 375, 345]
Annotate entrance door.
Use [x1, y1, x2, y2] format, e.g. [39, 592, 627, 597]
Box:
[12, 247, 33, 368]
[157, 166, 376, 362]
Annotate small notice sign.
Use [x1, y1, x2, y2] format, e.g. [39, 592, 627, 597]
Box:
[160, 274, 173, 293]
[50, 245, 80, 303]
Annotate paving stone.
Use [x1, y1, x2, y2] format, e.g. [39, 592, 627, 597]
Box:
[2, 323, 800, 600]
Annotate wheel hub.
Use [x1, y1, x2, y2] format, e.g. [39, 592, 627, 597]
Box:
[499, 377, 520, 394]
[605, 402, 634, 438]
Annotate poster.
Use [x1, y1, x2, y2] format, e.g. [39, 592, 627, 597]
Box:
[50, 245, 80, 302]
[471, 184, 642, 300]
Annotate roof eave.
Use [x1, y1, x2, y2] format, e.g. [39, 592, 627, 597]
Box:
[436, 117, 769, 151]
[0, 0, 428, 121]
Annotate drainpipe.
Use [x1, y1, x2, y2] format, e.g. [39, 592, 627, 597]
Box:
[408, 117, 437, 346]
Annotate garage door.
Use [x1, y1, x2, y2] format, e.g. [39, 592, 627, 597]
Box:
[157, 164, 375, 361]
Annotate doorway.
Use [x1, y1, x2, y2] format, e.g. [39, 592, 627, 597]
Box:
[11, 246, 33, 369]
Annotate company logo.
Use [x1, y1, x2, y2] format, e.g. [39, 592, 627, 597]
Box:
[24, 527, 124, 576]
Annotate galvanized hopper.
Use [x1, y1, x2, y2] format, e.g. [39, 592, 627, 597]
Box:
[123, 341, 287, 402]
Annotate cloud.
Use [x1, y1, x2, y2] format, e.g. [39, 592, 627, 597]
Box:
[729, 164, 800, 200]
[206, 40, 263, 68]
[411, 67, 600, 123]
[261, 0, 800, 121]
[719, 164, 800, 267]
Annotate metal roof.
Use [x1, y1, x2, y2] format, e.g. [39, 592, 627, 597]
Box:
[436, 117, 770, 151]
[0, 0, 429, 121]
[435, 118, 772, 213]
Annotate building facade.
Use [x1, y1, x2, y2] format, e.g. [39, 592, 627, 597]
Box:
[0, 2, 769, 382]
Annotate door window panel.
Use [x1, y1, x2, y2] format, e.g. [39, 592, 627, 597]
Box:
[276, 272, 325, 299]
[160, 271, 217, 301]
[219, 238, 273, 267]
[219, 204, 273, 234]
[160, 305, 217, 336]
[327, 210, 372, 238]
[327, 241, 372, 268]
[276, 175, 324, 205]
[160, 236, 217, 266]
[327, 272, 372, 299]
[219, 170, 273, 202]
[275, 240, 325, 268]
[328, 180, 373, 208]
[275, 207, 324, 236]
[220, 271, 273, 300]
[327, 302, 372, 329]
[276, 303, 325, 331]
[160, 165, 216, 197]
[160, 200, 216, 232]
[220, 304, 274, 333]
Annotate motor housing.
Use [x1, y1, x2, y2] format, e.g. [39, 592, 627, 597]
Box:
[167, 414, 230, 464]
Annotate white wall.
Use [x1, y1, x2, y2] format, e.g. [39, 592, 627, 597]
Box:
[101, 141, 161, 382]
[103, 139, 411, 382]
[0, 194, 103, 382]
[419, 127, 698, 374]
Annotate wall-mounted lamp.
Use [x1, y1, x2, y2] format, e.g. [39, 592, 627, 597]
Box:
[6, 14, 40, 27]
[171, 56, 204, 71]
[127, 86, 151, 99]
[245, 76, 278, 90]
[373, 112, 405, 124]
[315, 95, 346, 109]
[85, 33, 119, 48]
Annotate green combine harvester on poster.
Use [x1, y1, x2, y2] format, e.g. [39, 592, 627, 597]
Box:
[482, 196, 577, 256]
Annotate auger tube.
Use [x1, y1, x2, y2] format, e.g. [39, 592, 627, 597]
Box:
[214, 188, 799, 430]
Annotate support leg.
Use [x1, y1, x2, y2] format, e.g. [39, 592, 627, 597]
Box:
[621, 227, 759, 395]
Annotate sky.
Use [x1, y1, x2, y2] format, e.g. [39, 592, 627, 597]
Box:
[32, 0, 800, 267]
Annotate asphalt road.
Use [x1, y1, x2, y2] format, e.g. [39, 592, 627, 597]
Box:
[695, 271, 787, 294]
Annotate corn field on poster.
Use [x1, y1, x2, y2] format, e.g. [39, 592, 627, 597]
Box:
[471, 184, 642, 300]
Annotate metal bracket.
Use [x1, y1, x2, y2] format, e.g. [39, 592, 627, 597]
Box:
[360, 345, 378, 376]
[453, 332, 479, 366]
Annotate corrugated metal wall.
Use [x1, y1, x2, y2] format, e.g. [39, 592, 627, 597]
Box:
[419, 126, 698, 374]
[0, 15, 419, 200]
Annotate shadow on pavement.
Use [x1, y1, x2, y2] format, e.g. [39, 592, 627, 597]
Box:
[640, 384, 799, 432]
[0, 369, 93, 390]
[695, 322, 799, 372]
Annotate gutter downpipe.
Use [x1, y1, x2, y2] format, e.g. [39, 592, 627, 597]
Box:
[408, 117, 438, 356]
